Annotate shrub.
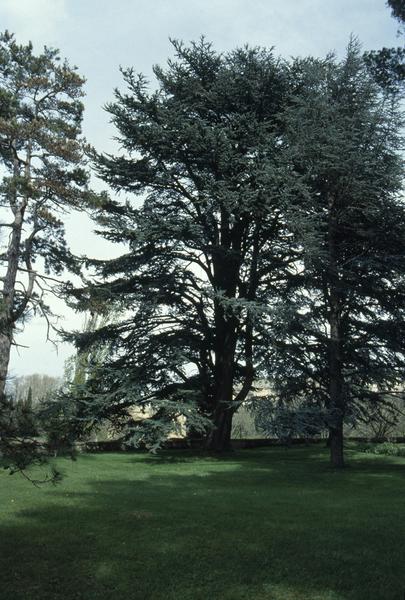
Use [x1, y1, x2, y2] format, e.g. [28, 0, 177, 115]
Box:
[359, 442, 405, 457]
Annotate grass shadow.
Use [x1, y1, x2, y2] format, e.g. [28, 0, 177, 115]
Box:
[0, 448, 404, 600]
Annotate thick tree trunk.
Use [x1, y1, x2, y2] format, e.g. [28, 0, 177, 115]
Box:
[328, 193, 345, 468]
[205, 303, 238, 451]
[206, 209, 250, 452]
[328, 336, 345, 469]
[329, 311, 345, 468]
[207, 406, 234, 451]
[329, 422, 344, 468]
[206, 330, 236, 451]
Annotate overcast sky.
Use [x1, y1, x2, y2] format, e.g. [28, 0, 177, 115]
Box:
[1, 0, 400, 379]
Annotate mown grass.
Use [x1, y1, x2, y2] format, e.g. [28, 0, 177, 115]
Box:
[0, 446, 404, 600]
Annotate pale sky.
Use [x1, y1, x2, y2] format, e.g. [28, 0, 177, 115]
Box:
[1, 0, 400, 378]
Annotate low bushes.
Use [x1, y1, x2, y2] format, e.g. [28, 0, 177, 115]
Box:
[358, 441, 405, 457]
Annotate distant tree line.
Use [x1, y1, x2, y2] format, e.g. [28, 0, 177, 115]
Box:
[8, 373, 61, 404]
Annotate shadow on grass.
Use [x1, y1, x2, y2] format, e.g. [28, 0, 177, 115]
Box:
[0, 449, 405, 600]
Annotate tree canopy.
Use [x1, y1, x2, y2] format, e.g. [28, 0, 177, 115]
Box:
[68, 39, 299, 451]
[264, 42, 405, 466]
[0, 31, 94, 475]
[68, 39, 405, 465]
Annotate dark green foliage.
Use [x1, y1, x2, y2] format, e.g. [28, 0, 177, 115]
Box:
[0, 395, 59, 482]
[363, 46, 405, 93]
[388, 0, 405, 24]
[363, 1, 404, 92]
[69, 40, 405, 462]
[69, 39, 295, 451]
[252, 397, 325, 443]
[14, 386, 38, 437]
[265, 42, 405, 466]
[37, 396, 80, 457]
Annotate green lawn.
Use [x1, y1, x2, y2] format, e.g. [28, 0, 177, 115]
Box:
[0, 447, 404, 600]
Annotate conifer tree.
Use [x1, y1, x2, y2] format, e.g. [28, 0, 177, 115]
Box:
[0, 32, 95, 476]
[266, 43, 405, 467]
[70, 40, 295, 451]
[0, 32, 93, 402]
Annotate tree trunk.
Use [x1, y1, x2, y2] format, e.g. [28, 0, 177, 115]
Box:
[206, 209, 246, 452]
[205, 314, 237, 452]
[206, 338, 236, 451]
[329, 422, 344, 468]
[329, 315, 345, 469]
[0, 330, 12, 401]
[328, 193, 345, 468]
[206, 407, 234, 451]
[0, 195, 26, 400]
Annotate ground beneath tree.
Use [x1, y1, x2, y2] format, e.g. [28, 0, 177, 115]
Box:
[0, 447, 404, 600]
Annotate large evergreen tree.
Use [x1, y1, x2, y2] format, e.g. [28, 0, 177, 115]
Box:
[70, 40, 295, 451]
[0, 32, 95, 475]
[0, 32, 92, 401]
[265, 43, 405, 467]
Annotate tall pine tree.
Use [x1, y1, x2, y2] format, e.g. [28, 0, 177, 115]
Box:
[0, 32, 94, 401]
[266, 43, 405, 467]
[69, 40, 295, 451]
[0, 32, 96, 476]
